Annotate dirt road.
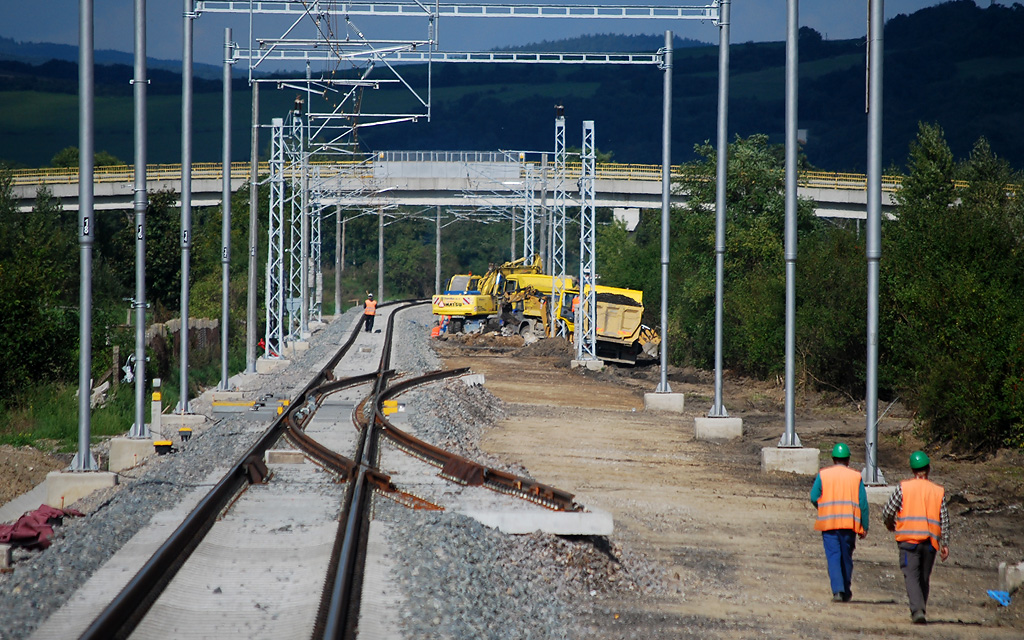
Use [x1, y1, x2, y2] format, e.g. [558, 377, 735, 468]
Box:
[436, 336, 1024, 639]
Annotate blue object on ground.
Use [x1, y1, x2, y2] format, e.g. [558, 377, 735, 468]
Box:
[987, 590, 1011, 607]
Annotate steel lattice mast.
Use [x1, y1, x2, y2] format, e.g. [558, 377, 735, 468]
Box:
[576, 120, 598, 361]
[551, 110, 567, 336]
[266, 118, 286, 358]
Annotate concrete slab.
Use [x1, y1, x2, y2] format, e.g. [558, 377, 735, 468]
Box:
[456, 506, 614, 536]
[211, 390, 248, 403]
[570, 359, 604, 371]
[999, 561, 1024, 594]
[30, 471, 225, 640]
[212, 400, 257, 413]
[865, 484, 895, 506]
[161, 413, 207, 429]
[265, 450, 306, 465]
[694, 416, 743, 440]
[255, 356, 290, 374]
[108, 437, 156, 472]
[644, 392, 685, 413]
[0, 481, 47, 524]
[761, 447, 820, 476]
[44, 471, 118, 509]
[358, 522, 403, 640]
[1, 544, 11, 570]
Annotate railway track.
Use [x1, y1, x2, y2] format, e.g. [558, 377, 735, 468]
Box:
[70, 301, 582, 640]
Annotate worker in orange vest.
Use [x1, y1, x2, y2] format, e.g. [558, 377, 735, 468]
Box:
[882, 450, 950, 624]
[810, 443, 869, 603]
[363, 293, 377, 332]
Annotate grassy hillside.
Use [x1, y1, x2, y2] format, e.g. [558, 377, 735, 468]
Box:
[2, 1, 1023, 172]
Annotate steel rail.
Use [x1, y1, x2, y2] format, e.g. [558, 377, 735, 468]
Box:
[77, 303, 400, 640]
[377, 369, 581, 511]
[320, 299, 427, 639]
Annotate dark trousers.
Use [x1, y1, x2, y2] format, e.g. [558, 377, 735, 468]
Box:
[822, 529, 857, 597]
[899, 541, 937, 614]
[363, 314, 375, 332]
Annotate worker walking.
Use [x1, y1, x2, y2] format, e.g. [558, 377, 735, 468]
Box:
[810, 443, 869, 603]
[363, 293, 377, 332]
[882, 450, 950, 624]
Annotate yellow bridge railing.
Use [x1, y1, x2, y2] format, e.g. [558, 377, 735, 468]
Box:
[8, 161, 951, 194]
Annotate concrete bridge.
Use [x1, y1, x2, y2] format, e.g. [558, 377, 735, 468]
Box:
[8, 151, 898, 219]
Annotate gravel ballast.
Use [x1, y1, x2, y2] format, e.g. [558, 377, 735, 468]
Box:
[0, 303, 668, 640]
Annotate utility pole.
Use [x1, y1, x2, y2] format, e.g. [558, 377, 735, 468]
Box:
[178, 0, 195, 414]
[864, 0, 886, 485]
[219, 27, 233, 390]
[246, 82, 259, 372]
[128, 0, 149, 439]
[73, 0, 98, 471]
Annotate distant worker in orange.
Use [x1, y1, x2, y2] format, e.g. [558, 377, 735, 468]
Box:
[363, 293, 377, 332]
[810, 443, 868, 603]
[882, 450, 950, 624]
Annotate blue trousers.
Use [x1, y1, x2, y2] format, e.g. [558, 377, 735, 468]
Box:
[822, 529, 857, 597]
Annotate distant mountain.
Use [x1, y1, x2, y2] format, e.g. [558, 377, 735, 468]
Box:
[0, 35, 228, 80]
[3, 3, 1024, 173]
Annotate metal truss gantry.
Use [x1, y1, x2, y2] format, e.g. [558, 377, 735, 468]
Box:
[200, 2, 722, 361]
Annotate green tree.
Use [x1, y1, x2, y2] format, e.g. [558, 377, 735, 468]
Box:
[0, 173, 79, 397]
[672, 134, 820, 376]
[50, 146, 125, 168]
[882, 123, 1024, 449]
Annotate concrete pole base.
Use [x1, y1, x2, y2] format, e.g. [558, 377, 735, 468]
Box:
[999, 561, 1024, 594]
[256, 356, 290, 374]
[108, 437, 157, 473]
[694, 416, 743, 440]
[45, 470, 118, 509]
[865, 484, 895, 506]
[570, 359, 604, 371]
[644, 392, 685, 413]
[760, 447, 819, 475]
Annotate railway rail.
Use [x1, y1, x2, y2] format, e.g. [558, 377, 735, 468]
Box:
[74, 300, 580, 640]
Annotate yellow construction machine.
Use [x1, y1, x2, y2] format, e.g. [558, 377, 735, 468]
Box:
[553, 284, 660, 365]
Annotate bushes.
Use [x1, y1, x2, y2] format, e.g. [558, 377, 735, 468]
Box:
[882, 124, 1024, 449]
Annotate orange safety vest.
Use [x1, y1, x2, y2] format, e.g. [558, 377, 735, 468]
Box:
[895, 478, 944, 550]
[572, 295, 580, 313]
[364, 299, 377, 315]
[814, 465, 865, 534]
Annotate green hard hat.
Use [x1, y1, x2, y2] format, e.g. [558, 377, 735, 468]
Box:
[831, 443, 850, 459]
[909, 450, 931, 470]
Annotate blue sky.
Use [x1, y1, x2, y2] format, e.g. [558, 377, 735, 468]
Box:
[0, 1, 1006, 67]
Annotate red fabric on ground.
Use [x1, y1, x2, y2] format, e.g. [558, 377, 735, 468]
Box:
[0, 504, 83, 549]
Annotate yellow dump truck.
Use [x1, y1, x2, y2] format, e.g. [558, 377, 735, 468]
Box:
[431, 257, 571, 335]
[554, 285, 660, 365]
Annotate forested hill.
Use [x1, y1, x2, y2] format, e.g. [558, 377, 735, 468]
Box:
[2, 0, 1024, 171]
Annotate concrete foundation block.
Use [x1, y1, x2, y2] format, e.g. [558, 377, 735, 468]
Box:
[265, 450, 306, 465]
[865, 485, 896, 506]
[212, 390, 256, 413]
[45, 470, 118, 509]
[644, 392, 685, 413]
[761, 447, 820, 475]
[292, 340, 311, 352]
[694, 416, 743, 440]
[108, 437, 156, 472]
[457, 506, 613, 536]
[0, 544, 11, 569]
[162, 413, 207, 429]
[570, 359, 604, 371]
[999, 561, 1024, 594]
[256, 357, 290, 374]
